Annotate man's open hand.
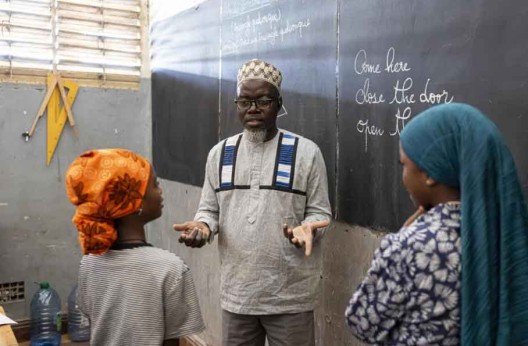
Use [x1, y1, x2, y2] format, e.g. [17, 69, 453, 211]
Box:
[283, 220, 330, 256]
[173, 221, 211, 248]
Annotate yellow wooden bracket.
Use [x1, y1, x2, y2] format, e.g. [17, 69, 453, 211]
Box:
[22, 72, 79, 165]
[46, 74, 79, 165]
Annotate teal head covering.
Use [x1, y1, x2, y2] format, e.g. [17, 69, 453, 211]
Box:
[400, 103, 528, 345]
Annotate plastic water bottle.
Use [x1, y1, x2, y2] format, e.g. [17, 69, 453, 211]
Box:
[30, 281, 62, 346]
[67, 285, 90, 342]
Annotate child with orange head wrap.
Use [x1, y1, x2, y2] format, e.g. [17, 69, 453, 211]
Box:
[66, 149, 204, 345]
[66, 148, 150, 254]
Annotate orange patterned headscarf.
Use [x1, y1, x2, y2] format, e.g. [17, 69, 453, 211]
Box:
[65, 149, 151, 255]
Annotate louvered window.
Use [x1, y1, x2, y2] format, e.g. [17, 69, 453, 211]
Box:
[0, 0, 146, 89]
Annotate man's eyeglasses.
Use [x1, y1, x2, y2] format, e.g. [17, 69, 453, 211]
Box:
[234, 98, 276, 110]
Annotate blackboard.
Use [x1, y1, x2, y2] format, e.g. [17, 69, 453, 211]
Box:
[338, 1, 528, 229]
[151, 1, 220, 185]
[151, 0, 528, 231]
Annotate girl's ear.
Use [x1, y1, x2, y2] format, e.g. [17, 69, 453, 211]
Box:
[425, 177, 437, 187]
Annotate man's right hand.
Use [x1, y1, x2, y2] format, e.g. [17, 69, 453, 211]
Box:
[173, 221, 211, 248]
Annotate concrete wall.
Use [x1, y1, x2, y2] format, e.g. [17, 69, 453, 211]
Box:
[318, 225, 383, 346]
[151, 179, 383, 346]
[0, 80, 151, 320]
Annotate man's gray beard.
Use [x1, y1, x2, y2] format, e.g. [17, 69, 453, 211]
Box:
[244, 128, 267, 143]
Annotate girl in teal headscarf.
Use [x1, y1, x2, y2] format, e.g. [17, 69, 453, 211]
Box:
[401, 103, 528, 345]
[346, 103, 528, 345]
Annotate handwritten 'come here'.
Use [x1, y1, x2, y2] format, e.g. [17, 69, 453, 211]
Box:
[354, 47, 455, 152]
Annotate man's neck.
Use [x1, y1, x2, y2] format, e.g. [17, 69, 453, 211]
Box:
[265, 127, 279, 141]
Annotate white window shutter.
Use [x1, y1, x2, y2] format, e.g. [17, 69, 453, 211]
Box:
[0, 0, 54, 78]
[0, 0, 144, 88]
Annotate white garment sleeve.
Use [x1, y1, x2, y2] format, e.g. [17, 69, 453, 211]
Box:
[302, 146, 332, 237]
[194, 149, 220, 241]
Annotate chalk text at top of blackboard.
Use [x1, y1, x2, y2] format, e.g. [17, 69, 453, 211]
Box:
[223, 4, 311, 55]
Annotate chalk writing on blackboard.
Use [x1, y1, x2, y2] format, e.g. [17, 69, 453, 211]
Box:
[356, 119, 385, 152]
[232, 9, 282, 33]
[354, 47, 455, 151]
[277, 105, 289, 118]
[224, 0, 279, 18]
[223, 3, 311, 56]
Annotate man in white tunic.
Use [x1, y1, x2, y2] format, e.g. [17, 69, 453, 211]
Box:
[174, 59, 332, 346]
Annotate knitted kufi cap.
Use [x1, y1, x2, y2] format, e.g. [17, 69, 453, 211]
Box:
[237, 59, 282, 92]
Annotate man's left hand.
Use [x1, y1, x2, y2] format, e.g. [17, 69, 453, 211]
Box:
[283, 220, 330, 256]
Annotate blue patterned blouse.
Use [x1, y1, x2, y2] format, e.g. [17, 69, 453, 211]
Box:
[346, 203, 461, 345]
